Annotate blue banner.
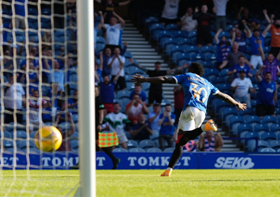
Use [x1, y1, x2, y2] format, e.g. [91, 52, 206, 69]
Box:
[1, 152, 280, 170]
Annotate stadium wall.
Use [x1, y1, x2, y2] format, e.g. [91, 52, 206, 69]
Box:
[1, 152, 280, 170]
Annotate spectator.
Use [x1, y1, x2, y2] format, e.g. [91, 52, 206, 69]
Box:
[42, 30, 52, 50]
[19, 62, 39, 94]
[181, 7, 197, 32]
[173, 85, 184, 126]
[158, 104, 176, 151]
[95, 0, 131, 23]
[137, 61, 187, 105]
[104, 12, 125, 52]
[255, 66, 277, 118]
[222, 42, 253, 70]
[14, 0, 26, 29]
[95, 57, 103, 83]
[263, 10, 280, 57]
[243, 20, 271, 69]
[184, 140, 197, 152]
[161, 0, 181, 26]
[231, 70, 256, 108]
[68, 90, 78, 114]
[129, 113, 153, 141]
[258, 39, 280, 81]
[108, 47, 126, 91]
[227, 55, 252, 79]
[4, 74, 26, 123]
[94, 11, 104, 50]
[99, 68, 123, 113]
[28, 90, 48, 133]
[126, 94, 149, 124]
[215, 28, 232, 70]
[232, 28, 246, 53]
[213, 0, 229, 32]
[237, 7, 257, 31]
[198, 130, 224, 152]
[148, 103, 161, 131]
[129, 83, 147, 102]
[55, 112, 75, 152]
[103, 102, 130, 149]
[193, 5, 214, 48]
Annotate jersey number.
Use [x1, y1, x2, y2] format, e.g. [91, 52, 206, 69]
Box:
[190, 83, 207, 103]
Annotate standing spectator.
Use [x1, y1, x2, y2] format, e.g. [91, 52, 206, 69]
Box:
[129, 84, 147, 102]
[104, 12, 125, 52]
[4, 74, 26, 124]
[173, 85, 184, 126]
[148, 103, 161, 131]
[215, 28, 232, 70]
[181, 7, 197, 32]
[158, 104, 176, 151]
[99, 68, 123, 113]
[213, 0, 229, 32]
[231, 71, 256, 108]
[227, 55, 253, 79]
[108, 47, 126, 91]
[263, 10, 280, 57]
[126, 94, 149, 124]
[221, 42, 253, 70]
[255, 66, 277, 118]
[14, 0, 26, 29]
[95, 0, 131, 23]
[193, 5, 214, 48]
[161, 0, 181, 26]
[28, 90, 48, 133]
[103, 102, 130, 149]
[129, 113, 153, 142]
[258, 39, 280, 81]
[94, 11, 104, 50]
[233, 28, 246, 53]
[237, 7, 255, 31]
[243, 20, 271, 69]
[198, 130, 224, 152]
[138, 61, 187, 105]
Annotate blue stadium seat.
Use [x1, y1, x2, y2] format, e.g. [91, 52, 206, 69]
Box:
[202, 53, 217, 61]
[218, 31, 230, 39]
[226, 24, 234, 31]
[189, 53, 201, 61]
[216, 84, 231, 92]
[185, 45, 200, 53]
[178, 38, 192, 45]
[150, 23, 165, 35]
[5, 123, 25, 132]
[169, 45, 184, 57]
[113, 148, 128, 152]
[146, 147, 162, 152]
[262, 115, 277, 125]
[41, 18, 51, 29]
[246, 115, 261, 125]
[172, 30, 187, 39]
[117, 90, 130, 99]
[200, 46, 214, 54]
[96, 36, 106, 45]
[150, 130, 159, 140]
[205, 68, 219, 77]
[261, 132, 276, 141]
[157, 30, 172, 42]
[187, 31, 197, 38]
[163, 147, 175, 152]
[220, 69, 229, 77]
[129, 148, 145, 153]
[161, 37, 177, 49]
[120, 98, 130, 113]
[13, 130, 27, 139]
[70, 140, 79, 150]
[59, 122, 71, 130]
[28, 18, 38, 29]
[254, 123, 269, 133]
[244, 132, 259, 142]
[0, 131, 12, 139]
[221, 107, 238, 121]
[72, 114, 79, 123]
[176, 53, 190, 64]
[70, 132, 79, 139]
[18, 140, 36, 150]
[165, 44, 176, 55]
[96, 43, 105, 53]
[238, 108, 254, 116]
[248, 140, 268, 152]
[166, 24, 179, 31]
[125, 131, 132, 139]
[142, 83, 150, 91]
[126, 82, 134, 91]
[269, 140, 280, 151]
[127, 140, 138, 149]
[270, 124, 280, 132]
[260, 148, 276, 153]
[237, 124, 253, 137]
[229, 116, 244, 129]
[139, 139, 155, 150]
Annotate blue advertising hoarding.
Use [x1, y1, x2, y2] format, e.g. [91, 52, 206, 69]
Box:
[0, 152, 280, 170]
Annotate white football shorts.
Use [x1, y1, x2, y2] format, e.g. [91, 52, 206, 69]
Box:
[178, 106, 206, 132]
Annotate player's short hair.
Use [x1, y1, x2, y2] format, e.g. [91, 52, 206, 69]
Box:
[95, 84, 100, 91]
[188, 62, 204, 77]
[265, 72, 272, 75]
[239, 70, 246, 74]
[165, 104, 172, 107]
[154, 61, 161, 65]
[133, 93, 140, 98]
[153, 103, 160, 107]
[113, 102, 120, 105]
[238, 55, 245, 59]
[135, 83, 142, 87]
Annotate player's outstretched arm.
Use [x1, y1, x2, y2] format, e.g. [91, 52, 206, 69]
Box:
[215, 91, 247, 111]
[131, 74, 176, 84]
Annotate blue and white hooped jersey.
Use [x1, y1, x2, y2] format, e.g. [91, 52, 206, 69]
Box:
[173, 73, 219, 113]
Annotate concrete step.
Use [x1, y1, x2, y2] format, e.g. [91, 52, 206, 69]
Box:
[222, 144, 238, 148]
[133, 55, 162, 59]
[122, 34, 143, 38]
[131, 52, 158, 55]
[127, 45, 152, 48]
[122, 37, 146, 41]
[123, 30, 140, 34]
[137, 59, 165, 63]
[123, 40, 149, 44]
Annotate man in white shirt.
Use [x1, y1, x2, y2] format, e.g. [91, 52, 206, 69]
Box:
[231, 70, 256, 108]
[104, 11, 125, 53]
[161, 0, 181, 26]
[181, 7, 197, 32]
[213, 0, 229, 32]
[103, 102, 130, 149]
[108, 47, 126, 90]
[148, 103, 161, 131]
[4, 74, 26, 123]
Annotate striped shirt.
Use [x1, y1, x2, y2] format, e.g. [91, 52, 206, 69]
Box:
[204, 135, 215, 152]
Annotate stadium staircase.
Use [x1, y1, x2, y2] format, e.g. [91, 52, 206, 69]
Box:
[123, 20, 241, 152]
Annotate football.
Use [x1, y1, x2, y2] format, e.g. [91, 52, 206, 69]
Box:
[34, 126, 63, 152]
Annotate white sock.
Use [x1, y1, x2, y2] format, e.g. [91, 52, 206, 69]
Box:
[166, 167, 173, 171]
[201, 125, 206, 132]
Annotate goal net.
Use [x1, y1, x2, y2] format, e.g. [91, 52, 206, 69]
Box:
[0, 0, 82, 196]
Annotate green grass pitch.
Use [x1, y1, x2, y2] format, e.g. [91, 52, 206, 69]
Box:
[0, 170, 280, 196]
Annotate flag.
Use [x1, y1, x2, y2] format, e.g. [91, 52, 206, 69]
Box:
[98, 132, 119, 147]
